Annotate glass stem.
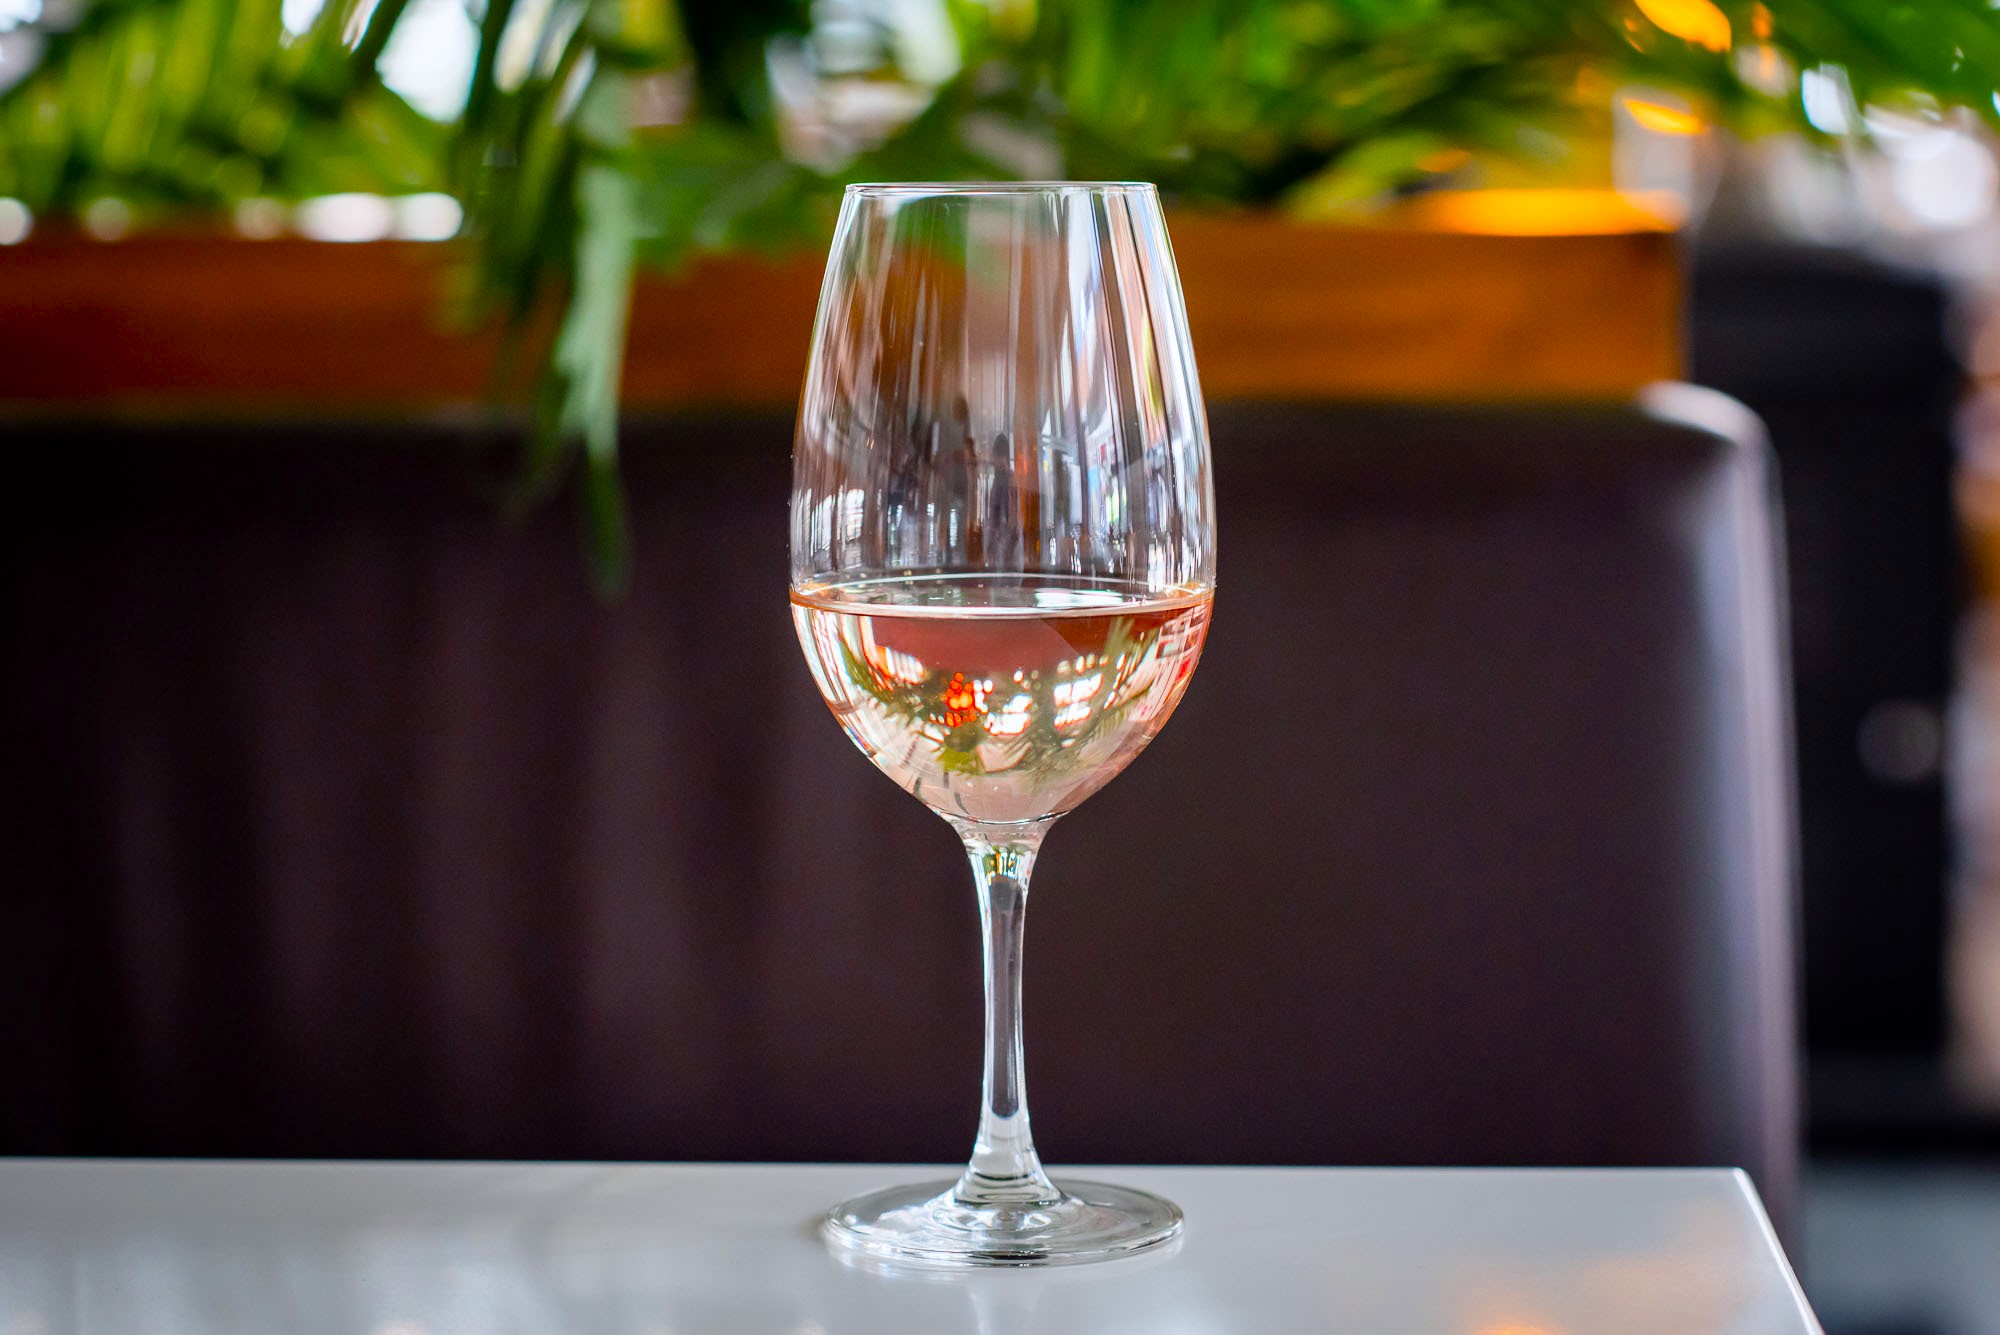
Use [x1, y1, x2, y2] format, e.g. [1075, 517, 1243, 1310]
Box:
[951, 820, 1062, 1208]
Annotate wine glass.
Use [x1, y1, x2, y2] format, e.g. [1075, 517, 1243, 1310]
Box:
[789, 182, 1216, 1268]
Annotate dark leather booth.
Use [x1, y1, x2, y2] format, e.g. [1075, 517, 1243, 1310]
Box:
[3, 394, 1799, 1229]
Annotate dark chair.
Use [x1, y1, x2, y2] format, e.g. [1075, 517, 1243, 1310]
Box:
[2, 392, 1799, 1231]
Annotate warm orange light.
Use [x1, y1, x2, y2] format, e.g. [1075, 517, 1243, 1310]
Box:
[1635, 0, 1731, 51]
[1622, 96, 1705, 135]
[1752, 2, 1774, 39]
[940, 672, 980, 728]
[1397, 188, 1683, 236]
[1473, 1327, 1559, 1335]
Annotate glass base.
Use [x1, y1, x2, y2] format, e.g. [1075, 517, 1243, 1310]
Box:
[822, 1178, 1182, 1269]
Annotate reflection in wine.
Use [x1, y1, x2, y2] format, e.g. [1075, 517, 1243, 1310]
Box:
[793, 575, 1212, 826]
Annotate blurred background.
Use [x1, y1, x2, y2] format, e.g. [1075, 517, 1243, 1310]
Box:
[5, 1, 2000, 1331]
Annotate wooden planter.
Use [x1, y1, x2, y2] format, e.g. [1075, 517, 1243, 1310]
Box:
[0, 208, 1679, 411]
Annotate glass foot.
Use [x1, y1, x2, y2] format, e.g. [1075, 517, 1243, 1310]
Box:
[822, 1178, 1182, 1269]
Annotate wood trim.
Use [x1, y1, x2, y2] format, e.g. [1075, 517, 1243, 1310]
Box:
[1167, 216, 1680, 401]
[0, 217, 1679, 411]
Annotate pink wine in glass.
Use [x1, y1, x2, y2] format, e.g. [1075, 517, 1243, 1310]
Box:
[791, 574, 1213, 825]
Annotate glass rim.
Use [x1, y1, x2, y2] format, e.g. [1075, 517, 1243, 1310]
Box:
[843, 181, 1156, 197]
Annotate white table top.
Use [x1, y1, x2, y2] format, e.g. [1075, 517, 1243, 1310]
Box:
[0, 1161, 1818, 1334]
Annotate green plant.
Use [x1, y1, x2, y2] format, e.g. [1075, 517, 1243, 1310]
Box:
[4, 0, 1996, 587]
